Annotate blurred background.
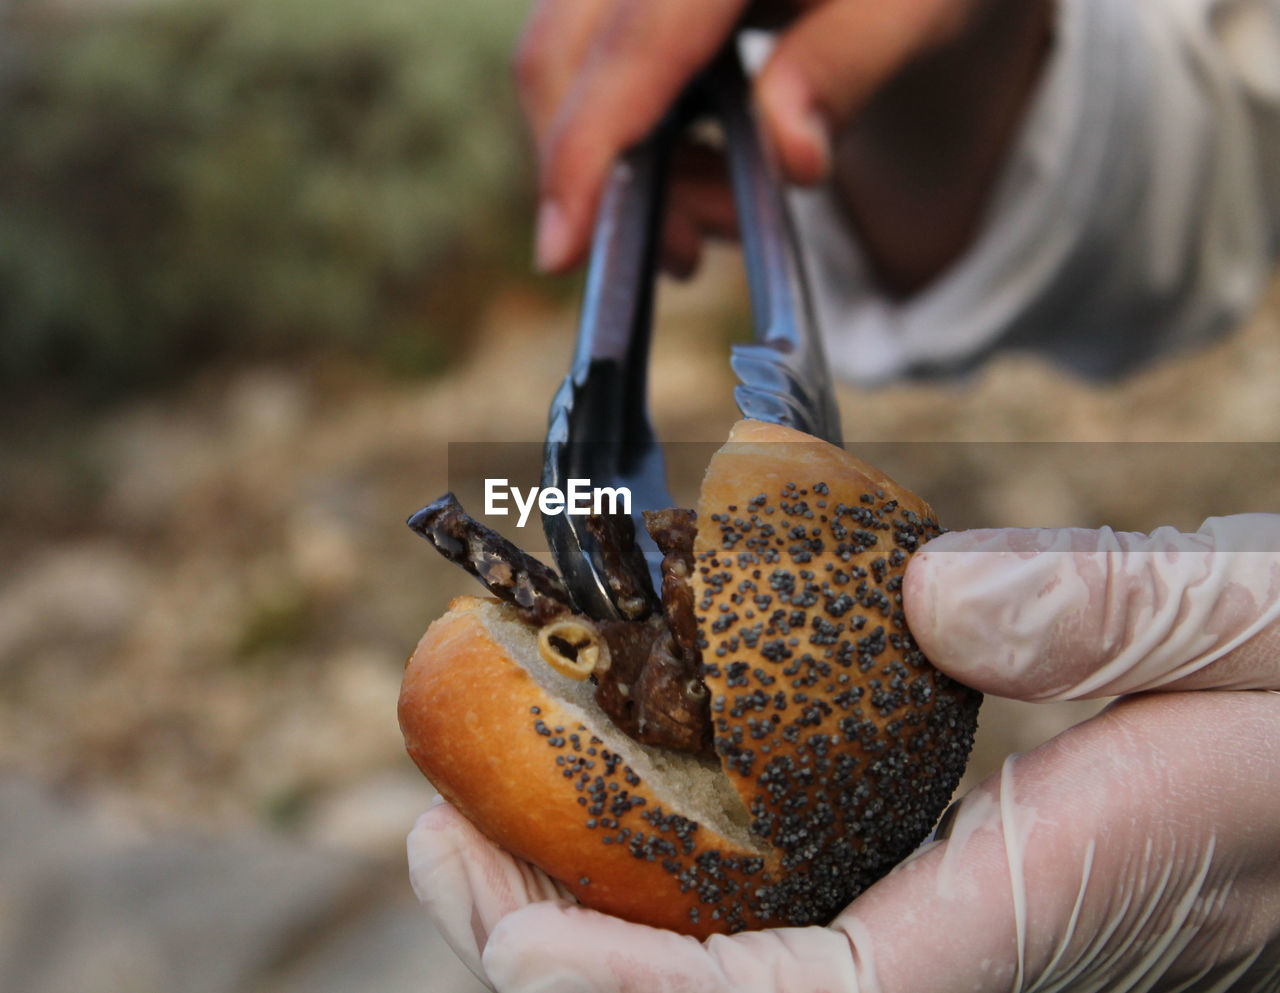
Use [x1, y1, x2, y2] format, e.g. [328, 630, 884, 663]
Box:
[2, 0, 1279, 990]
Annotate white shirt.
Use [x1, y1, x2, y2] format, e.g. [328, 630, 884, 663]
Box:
[794, 0, 1280, 384]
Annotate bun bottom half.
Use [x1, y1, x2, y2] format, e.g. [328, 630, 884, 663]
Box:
[400, 596, 774, 937]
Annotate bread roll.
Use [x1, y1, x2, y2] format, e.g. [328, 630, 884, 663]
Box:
[400, 419, 981, 936]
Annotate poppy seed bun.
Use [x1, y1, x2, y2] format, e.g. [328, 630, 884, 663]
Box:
[399, 418, 981, 936]
[400, 596, 769, 936]
[692, 419, 981, 927]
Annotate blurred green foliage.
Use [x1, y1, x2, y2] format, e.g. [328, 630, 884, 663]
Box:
[0, 0, 533, 394]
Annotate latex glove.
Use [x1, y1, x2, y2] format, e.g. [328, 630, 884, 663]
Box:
[408, 515, 1280, 992]
[515, 0, 1052, 291]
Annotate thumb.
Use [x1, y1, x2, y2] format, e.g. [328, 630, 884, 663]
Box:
[902, 515, 1280, 700]
[482, 900, 863, 993]
[407, 799, 571, 982]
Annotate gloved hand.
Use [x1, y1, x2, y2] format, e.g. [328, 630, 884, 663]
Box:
[515, 0, 1052, 291]
[408, 515, 1280, 992]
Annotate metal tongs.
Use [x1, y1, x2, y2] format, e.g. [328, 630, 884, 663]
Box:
[542, 43, 842, 621]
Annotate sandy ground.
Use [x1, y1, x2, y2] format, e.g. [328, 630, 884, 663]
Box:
[2, 250, 1278, 991]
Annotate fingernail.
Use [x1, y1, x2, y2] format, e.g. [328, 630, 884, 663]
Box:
[534, 199, 571, 272]
[760, 63, 832, 184]
[796, 106, 832, 181]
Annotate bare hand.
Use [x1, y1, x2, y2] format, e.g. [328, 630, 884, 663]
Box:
[515, 0, 1052, 292]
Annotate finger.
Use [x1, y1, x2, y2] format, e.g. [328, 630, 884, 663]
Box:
[533, 0, 748, 271]
[755, 0, 969, 183]
[407, 799, 572, 982]
[831, 690, 1280, 992]
[903, 516, 1280, 700]
[483, 901, 861, 993]
[660, 209, 704, 280]
[513, 0, 613, 140]
[668, 142, 737, 239]
[659, 143, 737, 278]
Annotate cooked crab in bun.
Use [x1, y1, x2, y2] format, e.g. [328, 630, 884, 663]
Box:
[399, 419, 981, 937]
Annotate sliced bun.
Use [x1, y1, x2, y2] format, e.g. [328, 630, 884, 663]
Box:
[691, 419, 981, 927]
[399, 418, 981, 935]
[400, 595, 772, 936]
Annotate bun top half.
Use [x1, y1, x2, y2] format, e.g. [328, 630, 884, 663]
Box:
[690, 419, 981, 928]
